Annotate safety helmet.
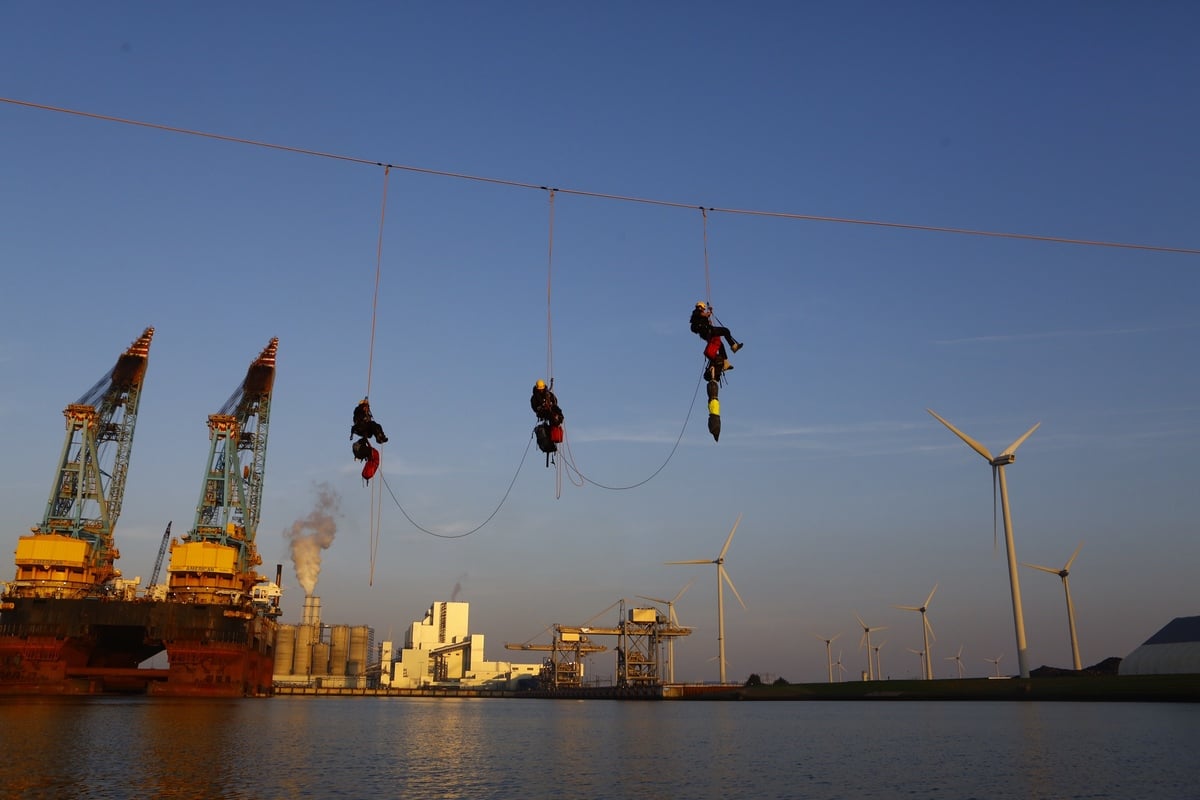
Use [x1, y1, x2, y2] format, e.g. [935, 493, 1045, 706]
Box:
[535, 380, 546, 390]
[696, 301, 706, 309]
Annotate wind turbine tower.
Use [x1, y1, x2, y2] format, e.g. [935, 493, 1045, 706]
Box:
[1023, 542, 1084, 670]
[946, 644, 965, 679]
[666, 514, 746, 684]
[637, 578, 695, 684]
[855, 614, 886, 680]
[928, 409, 1040, 679]
[894, 584, 937, 680]
[815, 633, 841, 684]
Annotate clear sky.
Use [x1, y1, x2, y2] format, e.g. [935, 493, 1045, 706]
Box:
[2, 2, 1197, 684]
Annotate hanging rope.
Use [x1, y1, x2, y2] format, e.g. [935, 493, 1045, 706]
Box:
[545, 189, 556, 386]
[701, 207, 712, 306]
[378, 435, 536, 539]
[556, 371, 705, 490]
[367, 165, 391, 586]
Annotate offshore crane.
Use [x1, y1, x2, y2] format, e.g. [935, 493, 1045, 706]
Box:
[6, 328, 155, 600]
[144, 521, 172, 600]
[167, 338, 278, 606]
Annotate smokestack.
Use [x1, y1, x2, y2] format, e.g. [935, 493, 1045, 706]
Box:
[302, 595, 322, 628]
[274, 564, 283, 610]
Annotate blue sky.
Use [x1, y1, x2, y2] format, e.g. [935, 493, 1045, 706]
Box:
[2, 3, 1197, 683]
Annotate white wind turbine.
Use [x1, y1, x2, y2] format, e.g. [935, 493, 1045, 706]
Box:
[906, 647, 925, 679]
[637, 578, 695, 684]
[985, 654, 1004, 678]
[945, 644, 965, 679]
[928, 409, 1040, 679]
[835, 651, 847, 682]
[666, 514, 746, 684]
[855, 614, 886, 680]
[1022, 542, 1084, 671]
[815, 633, 842, 684]
[873, 640, 887, 681]
[894, 584, 937, 680]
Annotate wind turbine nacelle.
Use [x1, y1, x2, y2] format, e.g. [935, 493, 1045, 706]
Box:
[991, 454, 1016, 466]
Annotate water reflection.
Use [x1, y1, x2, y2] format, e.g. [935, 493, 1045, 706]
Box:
[1, 697, 1196, 799]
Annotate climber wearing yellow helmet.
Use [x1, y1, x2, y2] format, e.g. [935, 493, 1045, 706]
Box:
[689, 301, 744, 354]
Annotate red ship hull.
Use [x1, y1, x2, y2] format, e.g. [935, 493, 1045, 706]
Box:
[0, 597, 276, 697]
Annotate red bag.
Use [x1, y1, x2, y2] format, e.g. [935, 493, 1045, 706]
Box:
[550, 425, 564, 443]
[362, 447, 380, 480]
[704, 336, 722, 359]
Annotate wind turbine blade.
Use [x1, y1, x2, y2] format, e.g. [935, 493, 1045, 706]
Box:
[925, 583, 938, 608]
[721, 566, 747, 610]
[1065, 541, 1083, 571]
[854, 613, 867, 629]
[927, 408, 994, 461]
[672, 578, 696, 603]
[999, 421, 1041, 458]
[637, 595, 669, 605]
[924, 616, 936, 642]
[665, 559, 711, 565]
[1022, 562, 1060, 575]
[718, 513, 743, 561]
[893, 605, 920, 612]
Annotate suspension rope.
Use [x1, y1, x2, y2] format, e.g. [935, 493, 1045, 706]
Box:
[377, 435, 536, 539]
[545, 189, 556, 385]
[702, 207, 712, 306]
[367, 165, 391, 585]
[3, 97, 1196, 256]
[557, 370, 705, 491]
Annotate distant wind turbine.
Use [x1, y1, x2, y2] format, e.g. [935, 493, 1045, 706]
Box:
[1022, 541, 1084, 671]
[637, 578, 695, 684]
[873, 640, 887, 681]
[906, 647, 925, 679]
[855, 614, 886, 680]
[928, 408, 1040, 678]
[815, 633, 841, 684]
[894, 583, 937, 680]
[835, 650, 847, 682]
[666, 514, 746, 684]
[985, 653, 1005, 678]
[945, 644, 965, 679]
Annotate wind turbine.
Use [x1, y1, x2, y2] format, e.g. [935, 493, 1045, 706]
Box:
[906, 647, 925, 679]
[815, 633, 841, 684]
[666, 514, 746, 684]
[1022, 542, 1084, 671]
[945, 644, 965, 679]
[834, 650, 847, 682]
[637, 578, 695, 683]
[893, 583, 937, 680]
[855, 614, 886, 680]
[985, 653, 1004, 678]
[928, 408, 1040, 678]
[873, 640, 887, 681]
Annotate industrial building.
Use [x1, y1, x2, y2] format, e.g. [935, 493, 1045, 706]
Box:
[379, 601, 541, 690]
[1119, 616, 1200, 675]
[273, 596, 376, 689]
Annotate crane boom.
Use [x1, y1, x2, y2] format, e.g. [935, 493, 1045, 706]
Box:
[168, 338, 278, 605]
[148, 521, 173, 590]
[8, 327, 155, 599]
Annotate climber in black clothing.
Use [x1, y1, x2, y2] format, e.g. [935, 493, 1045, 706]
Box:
[351, 398, 388, 444]
[689, 302, 744, 353]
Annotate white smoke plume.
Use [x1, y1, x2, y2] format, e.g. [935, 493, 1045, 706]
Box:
[285, 482, 340, 596]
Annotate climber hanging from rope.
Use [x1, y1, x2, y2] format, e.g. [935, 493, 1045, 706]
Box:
[531, 379, 565, 462]
[690, 301, 744, 442]
[351, 397, 387, 483]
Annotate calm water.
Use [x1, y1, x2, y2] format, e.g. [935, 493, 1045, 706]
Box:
[0, 697, 1195, 799]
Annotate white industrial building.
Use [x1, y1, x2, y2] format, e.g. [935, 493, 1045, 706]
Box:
[1119, 615, 1200, 675]
[379, 600, 541, 689]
